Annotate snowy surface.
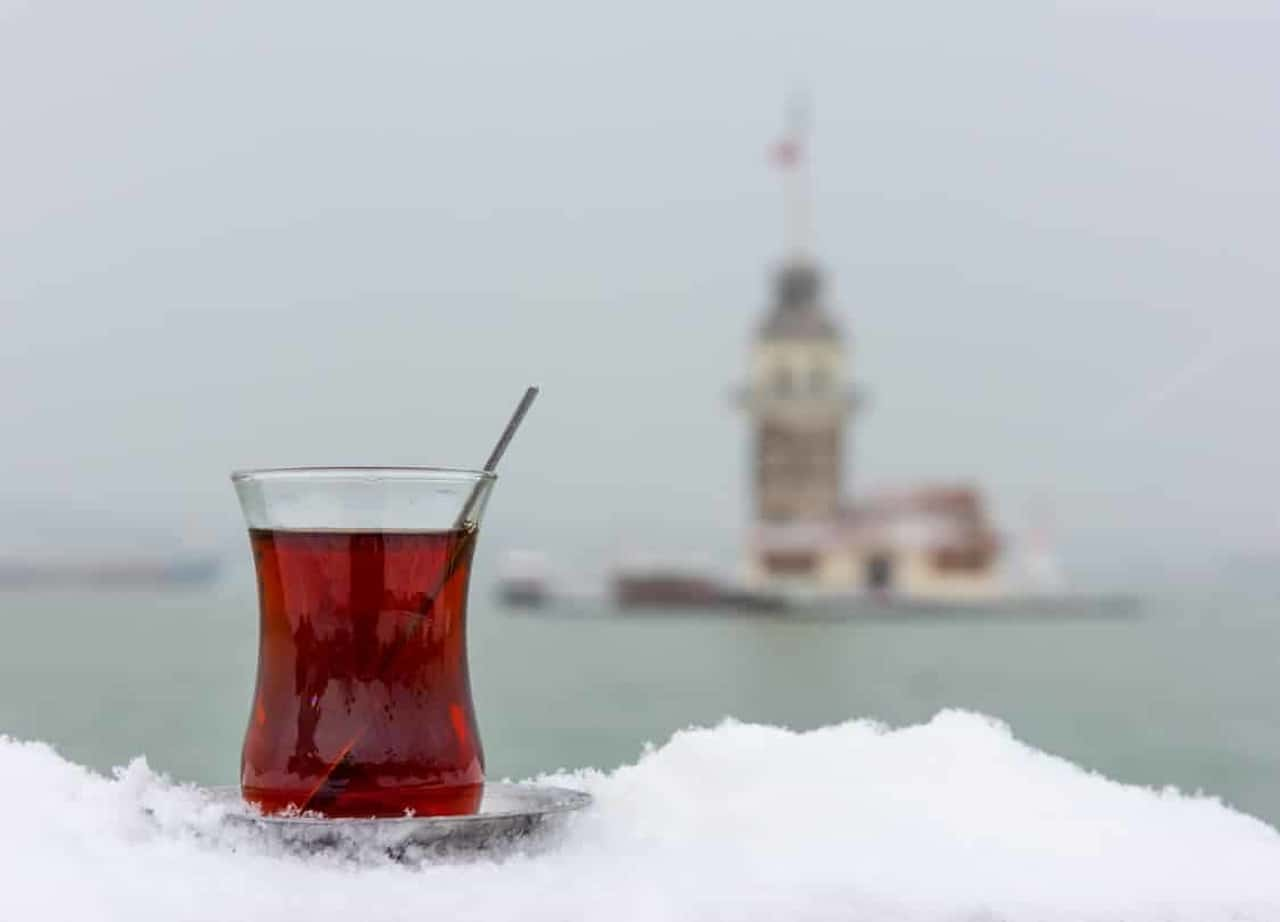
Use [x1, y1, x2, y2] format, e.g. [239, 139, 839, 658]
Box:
[4, 711, 1280, 921]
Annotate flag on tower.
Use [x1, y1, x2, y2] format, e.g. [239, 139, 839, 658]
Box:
[771, 137, 800, 169]
[771, 91, 808, 169]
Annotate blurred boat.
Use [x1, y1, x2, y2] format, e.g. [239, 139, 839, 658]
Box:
[612, 568, 785, 613]
[495, 550, 553, 608]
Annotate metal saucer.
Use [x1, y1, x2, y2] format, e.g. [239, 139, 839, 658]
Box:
[213, 783, 592, 860]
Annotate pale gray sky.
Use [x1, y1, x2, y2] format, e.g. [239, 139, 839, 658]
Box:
[2, 1, 1277, 578]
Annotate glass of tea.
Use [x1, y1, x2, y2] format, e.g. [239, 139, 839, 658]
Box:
[231, 467, 496, 818]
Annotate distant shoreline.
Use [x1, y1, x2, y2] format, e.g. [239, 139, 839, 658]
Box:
[0, 555, 221, 589]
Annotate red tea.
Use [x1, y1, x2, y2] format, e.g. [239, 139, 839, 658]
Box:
[242, 528, 484, 817]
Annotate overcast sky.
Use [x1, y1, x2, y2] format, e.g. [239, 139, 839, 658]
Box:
[2, 1, 1277, 578]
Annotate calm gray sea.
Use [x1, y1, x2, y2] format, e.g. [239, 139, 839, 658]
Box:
[2, 571, 1278, 824]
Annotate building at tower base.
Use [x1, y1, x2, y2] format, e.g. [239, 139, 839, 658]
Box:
[744, 484, 1003, 601]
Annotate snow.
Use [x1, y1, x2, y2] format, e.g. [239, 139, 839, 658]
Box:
[4, 711, 1280, 921]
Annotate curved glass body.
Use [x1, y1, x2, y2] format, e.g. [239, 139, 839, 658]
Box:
[231, 467, 496, 818]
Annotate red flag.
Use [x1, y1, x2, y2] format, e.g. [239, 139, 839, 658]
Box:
[771, 138, 800, 168]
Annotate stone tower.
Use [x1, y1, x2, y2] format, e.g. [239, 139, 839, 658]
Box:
[741, 100, 854, 524]
[745, 260, 851, 522]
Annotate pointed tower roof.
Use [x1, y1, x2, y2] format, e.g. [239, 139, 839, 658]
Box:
[760, 261, 838, 340]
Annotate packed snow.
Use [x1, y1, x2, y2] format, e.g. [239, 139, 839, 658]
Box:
[3, 711, 1279, 921]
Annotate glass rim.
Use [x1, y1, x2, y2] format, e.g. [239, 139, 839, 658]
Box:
[230, 465, 497, 484]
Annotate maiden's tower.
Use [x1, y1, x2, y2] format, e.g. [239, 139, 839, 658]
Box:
[739, 105, 1002, 602]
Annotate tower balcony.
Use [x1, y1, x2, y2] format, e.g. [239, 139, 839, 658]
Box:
[734, 383, 862, 417]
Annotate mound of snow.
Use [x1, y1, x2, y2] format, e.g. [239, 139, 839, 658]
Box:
[2, 711, 1279, 921]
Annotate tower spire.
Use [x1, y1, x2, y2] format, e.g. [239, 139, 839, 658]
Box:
[771, 91, 813, 262]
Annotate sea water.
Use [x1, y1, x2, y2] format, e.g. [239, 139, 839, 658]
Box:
[0, 568, 1278, 824]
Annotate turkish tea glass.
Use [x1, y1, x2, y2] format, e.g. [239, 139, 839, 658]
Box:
[231, 467, 496, 818]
